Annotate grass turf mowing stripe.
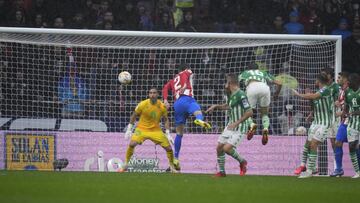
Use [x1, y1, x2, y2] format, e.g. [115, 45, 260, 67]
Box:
[0, 171, 358, 203]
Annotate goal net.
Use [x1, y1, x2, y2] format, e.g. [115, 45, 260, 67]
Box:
[0, 27, 344, 175]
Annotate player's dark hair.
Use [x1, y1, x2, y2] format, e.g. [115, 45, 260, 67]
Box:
[177, 63, 189, 72]
[149, 87, 158, 93]
[339, 71, 350, 79]
[321, 67, 334, 79]
[348, 73, 360, 88]
[227, 74, 239, 85]
[317, 73, 329, 85]
[248, 62, 259, 70]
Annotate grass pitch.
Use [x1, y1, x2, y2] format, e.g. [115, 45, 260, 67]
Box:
[0, 171, 358, 203]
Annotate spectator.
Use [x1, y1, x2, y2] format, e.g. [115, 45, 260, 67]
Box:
[120, 1, 139, 30]
[155, 12, 175, 31]
[331, 18, 352, 40]
[284, 11, 304, 34]
[176, 10, 197, 32]
[32, 13, 47, 28]
[299, 0, 323, 34]
[81, 0, 97, 27]
[58, 54, 90, 119]
[0, 0, 10, 26]
[138, 5, 154, 31]
[53, 17, 65, 28]
[69, 13, 86, 29]
[9, 10, 27, 27]
[211, 0, 238, 33]
[268, 15, 285, 34]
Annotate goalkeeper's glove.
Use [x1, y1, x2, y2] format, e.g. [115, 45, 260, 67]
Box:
[125, 124, 133, 140]
[165, 129, 174, 146]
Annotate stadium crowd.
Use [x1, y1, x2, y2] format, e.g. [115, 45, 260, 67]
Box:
[1, 0, 360, 133]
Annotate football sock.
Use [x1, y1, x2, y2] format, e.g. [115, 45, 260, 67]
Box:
[262, 115, 270, 130]
[125, 146, 135, 164]
[356, 148, 360, 168]
[174, 134, 183, 159]
[166, 150, 175, 166]
[217, 152, 225, 173]
[307, 150, 317, 172]
[227, 148, 245, 164]
[301, 143, 309, 166]
[335, 146, 343, 170]
[195, 114, 204, 121]
[350, 152, 360, 173]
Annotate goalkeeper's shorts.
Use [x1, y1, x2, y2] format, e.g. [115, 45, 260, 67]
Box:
[131, 128, 170, 147]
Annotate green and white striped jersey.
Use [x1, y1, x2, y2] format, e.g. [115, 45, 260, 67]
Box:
[328, 82, 340, 123]
[238, 70, 274, 86]
[312, 86, 333, 127]
[345, 88, 360, 131]
[227, 89, 251, 133]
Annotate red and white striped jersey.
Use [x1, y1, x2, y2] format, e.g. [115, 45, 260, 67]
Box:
[162, 69, 194, 101]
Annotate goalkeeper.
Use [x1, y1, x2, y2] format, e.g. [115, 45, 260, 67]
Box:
[121, 88, 177, 172]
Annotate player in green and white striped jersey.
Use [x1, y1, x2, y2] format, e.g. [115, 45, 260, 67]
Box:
[344, 73, 360, 178]
[292, 73, 333, 178]
[321, 68, 340, 169]
[206, 74, 253, 177]
[238, 63, 282, 145]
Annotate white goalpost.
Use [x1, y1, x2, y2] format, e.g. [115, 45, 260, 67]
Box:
[0, 27, 343, 175]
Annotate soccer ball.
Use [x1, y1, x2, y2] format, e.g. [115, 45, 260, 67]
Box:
[118, 71, 132, 84]
[295, 126, 307, 136]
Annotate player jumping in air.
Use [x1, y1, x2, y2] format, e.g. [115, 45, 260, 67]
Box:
[238, 63, 282, 145]
[162, 63, 211, 171]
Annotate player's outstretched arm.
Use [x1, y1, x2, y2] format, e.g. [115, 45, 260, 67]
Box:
[205, 103, 229, 114]
[227, 109, 253, 130]
[292, 89, 321, 100]
[273, 79, 282, 100]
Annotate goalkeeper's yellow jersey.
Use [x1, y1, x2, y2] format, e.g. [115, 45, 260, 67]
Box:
[135, 99, 167, 132]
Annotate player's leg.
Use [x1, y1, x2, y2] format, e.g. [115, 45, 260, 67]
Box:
[299, 125, 327, 178]
[173, 98, 187, 169]
[187, 97, 211, 129]
[330, 123, 347, 177]
[121, 129, 143, 171]
[295, 124, 317, 174]
[259, 106, 270, 145]
[150, 131, 178, 172]
[347, 128, 360, 178]
[245, 84, 258, 140]
[222, 129, 247, 176]
[215, 142, 226, 177]
[259, 84, 271, 145]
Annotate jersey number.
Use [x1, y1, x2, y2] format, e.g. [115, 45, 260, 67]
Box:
[248, 70, 264, 77]
[174, 75, 181, 91]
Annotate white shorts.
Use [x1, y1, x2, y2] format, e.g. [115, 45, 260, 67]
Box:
[246, 81, 270, 108]
[347, 127, 360, 143]
[218, 128, 245, 147]
[327, 122, 338, 139]
[308, 124, 329, 142]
